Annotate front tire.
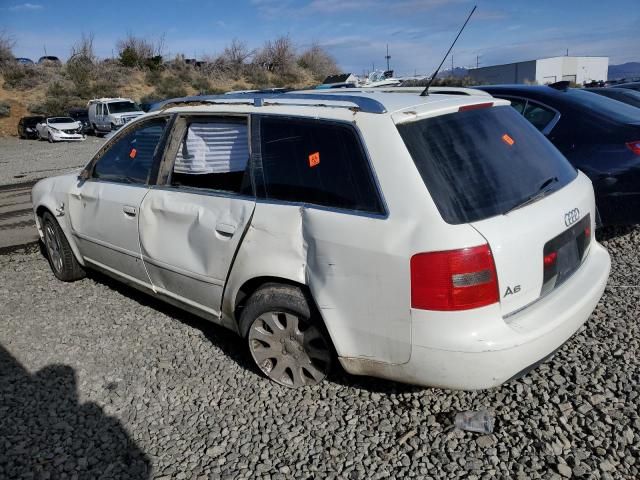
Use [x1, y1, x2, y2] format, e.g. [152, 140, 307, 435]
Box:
[47, 132, 54, 143]
[41, 212, 85, 282]
[239, 285, 333, 388]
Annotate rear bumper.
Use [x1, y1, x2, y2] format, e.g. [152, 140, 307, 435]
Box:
[339, 243, 610, 390]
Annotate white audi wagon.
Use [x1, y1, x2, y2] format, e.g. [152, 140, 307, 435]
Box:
[32, 89, 611, 389]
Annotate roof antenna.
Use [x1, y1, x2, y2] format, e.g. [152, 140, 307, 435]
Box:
[420, 5, 477, 96]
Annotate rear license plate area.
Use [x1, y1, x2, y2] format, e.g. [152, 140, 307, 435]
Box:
[541, 214, 591, 295]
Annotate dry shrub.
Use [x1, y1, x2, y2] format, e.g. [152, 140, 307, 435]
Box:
[3, 63, 50, 90]
[298, 44, 339, 81]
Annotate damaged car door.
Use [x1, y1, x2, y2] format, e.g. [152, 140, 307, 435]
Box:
[138, 116, 255, 317]
[67, 117, 169, 285]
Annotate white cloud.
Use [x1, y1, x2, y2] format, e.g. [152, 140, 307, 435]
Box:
[9, 3, 43, 11]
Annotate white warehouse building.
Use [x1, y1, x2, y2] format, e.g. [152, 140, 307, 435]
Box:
[468, 56, 609, 85]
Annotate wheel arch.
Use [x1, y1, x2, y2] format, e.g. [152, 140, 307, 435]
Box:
[232, 276, 321, 333]
[35, 204, 85, 267]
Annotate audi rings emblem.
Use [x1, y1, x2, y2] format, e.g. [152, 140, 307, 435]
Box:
[564, 208, 580, 227]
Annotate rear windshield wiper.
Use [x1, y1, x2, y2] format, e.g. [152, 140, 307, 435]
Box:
[504, 176, 558, 215]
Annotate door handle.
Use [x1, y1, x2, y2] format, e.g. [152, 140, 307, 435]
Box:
[123, 205, 137, 217]
[215, 222, 236, 237]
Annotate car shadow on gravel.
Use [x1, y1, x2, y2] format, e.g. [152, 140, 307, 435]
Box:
[596, 225, 637, 242]
[85, 269, 260, 376]
[84, 269, 427, 395]
[0, 344, 150, 479]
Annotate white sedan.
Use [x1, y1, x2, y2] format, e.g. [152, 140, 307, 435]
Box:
[36, 117, 86, 143]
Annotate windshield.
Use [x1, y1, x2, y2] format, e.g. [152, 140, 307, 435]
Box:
[107, 101, 141, 114]
[397, 105, 577, 224]
[49, 117, 76, 124]
[566, 89, 640, 123]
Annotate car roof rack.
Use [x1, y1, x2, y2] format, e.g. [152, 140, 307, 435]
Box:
[150, 92, 388, 114]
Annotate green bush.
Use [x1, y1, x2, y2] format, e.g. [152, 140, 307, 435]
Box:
[191, 74, 211, 93]
[119, 46, 139, 68]
[154, 74, 188, 99]
[66, 57, 93, 97]
[29, 81, 85, 116]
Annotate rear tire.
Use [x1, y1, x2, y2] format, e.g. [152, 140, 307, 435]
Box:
[41, 212, 85, 282]
[239, 284, 333, 388]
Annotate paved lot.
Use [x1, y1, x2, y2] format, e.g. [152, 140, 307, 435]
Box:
[0, 137, 638, 479]
[0, 137, 104, 251]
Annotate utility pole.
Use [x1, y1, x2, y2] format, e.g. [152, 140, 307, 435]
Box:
[385, 44, 391, 71]
[566, 48, 569, 56]
[476, 55, 480, 68]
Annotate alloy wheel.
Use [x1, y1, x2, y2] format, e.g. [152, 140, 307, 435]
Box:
[248, 311, 331, 387]
[44, 221, 63, 273]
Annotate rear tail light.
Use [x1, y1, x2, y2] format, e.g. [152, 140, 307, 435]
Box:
[626, 141, 640, 156]
[458, 102, 493, 112]
[410, 244, 499, 311]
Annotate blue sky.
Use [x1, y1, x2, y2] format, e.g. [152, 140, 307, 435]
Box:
[1, 0, 638, 76]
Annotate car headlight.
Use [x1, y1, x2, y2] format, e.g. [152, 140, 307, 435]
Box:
[115, 117, 123, 125]
[49, 127, 60, 133]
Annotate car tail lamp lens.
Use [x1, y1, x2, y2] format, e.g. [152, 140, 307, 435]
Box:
[543, 252, 557, 266]
[458, 102, 493, 112]
[626, 141, 640, 156]
[410, 245, 499, 311]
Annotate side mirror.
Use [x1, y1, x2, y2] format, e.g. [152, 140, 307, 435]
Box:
[78, 169, 90, 181]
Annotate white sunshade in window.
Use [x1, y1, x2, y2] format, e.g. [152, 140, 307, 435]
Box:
[174, 122, 249, 174]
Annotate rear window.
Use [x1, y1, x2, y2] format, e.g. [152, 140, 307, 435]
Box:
[565, 89, 640, 123]
[397, 105, 577, 224]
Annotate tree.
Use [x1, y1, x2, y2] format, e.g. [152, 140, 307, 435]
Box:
[298, 43, 339, 81]
[116, 33, 163, 68]
[255, 36, 296, 75]
[221, 38, 253, 78]
[0, 30, 15, 66]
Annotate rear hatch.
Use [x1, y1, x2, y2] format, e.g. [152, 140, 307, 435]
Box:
[398, 104, 594, 316]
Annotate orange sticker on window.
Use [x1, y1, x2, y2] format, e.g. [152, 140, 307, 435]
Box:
[308, 151, 320, 168]
[501, 134, 515, 146]
[129, 148, 137, 159]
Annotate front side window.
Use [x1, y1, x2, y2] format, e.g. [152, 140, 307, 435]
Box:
[171, 119, 251, 194]
[258, 117, 384, 214]
[93, 118, 167, 184]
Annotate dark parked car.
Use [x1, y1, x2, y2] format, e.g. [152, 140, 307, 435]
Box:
[67, 108, 91, 134]
[477, 84, 640, 226]
[614, 82, 640, 92]
[586, 88, 640, 109]
[17, 116, 45, 139]
[37, 56, 61, 65]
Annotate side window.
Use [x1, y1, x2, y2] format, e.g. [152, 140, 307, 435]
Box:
[523, 101, 557, 132]
[259, 117, 384, 214]
[93, 118, 167, 184]
[508, 98, 527, 114]
[171, 119, 251, 194]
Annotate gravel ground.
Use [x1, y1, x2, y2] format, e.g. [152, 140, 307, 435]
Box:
[0, 228, 638, 480]
[0, 136, 104, 185]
